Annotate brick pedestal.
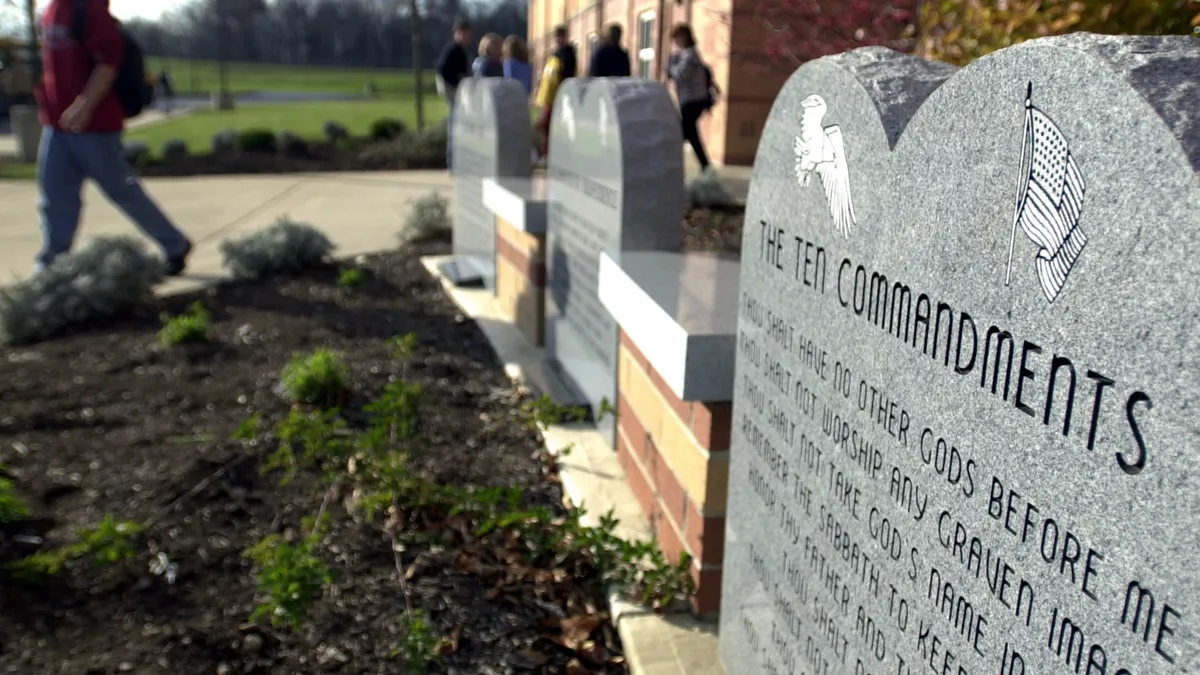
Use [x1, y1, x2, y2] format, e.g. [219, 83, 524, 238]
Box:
[494, 216, 546, 346]
[615, 329, 731, 616]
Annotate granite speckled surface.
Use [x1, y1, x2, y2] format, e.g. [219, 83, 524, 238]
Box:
[722, 34, 1200, 675]
[545, 78, 683, 443]
[451, 78, 532, 288]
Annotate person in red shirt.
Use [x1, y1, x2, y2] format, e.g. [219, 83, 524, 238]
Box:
[34, 0, 191, 275]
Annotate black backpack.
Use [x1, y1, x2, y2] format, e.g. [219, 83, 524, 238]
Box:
[73, 0, 154, 119]
[701, 63, 719, 111]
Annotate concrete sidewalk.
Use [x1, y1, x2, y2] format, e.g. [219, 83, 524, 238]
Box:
[0, 170, 454, 294]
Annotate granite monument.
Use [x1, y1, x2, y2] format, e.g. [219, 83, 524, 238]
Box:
[447, 78, 532, 287]
[545, 78, 684, 443]
[720, 34, 1200, 675]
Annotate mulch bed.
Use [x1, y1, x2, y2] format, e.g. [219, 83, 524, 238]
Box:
[683, 205, 744, 257]
[137, 138, 446, 179]
[0, 239, 626, 675]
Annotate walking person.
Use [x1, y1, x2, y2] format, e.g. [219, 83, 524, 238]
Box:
[33, 0, 192, 275]
[502, 36, 533, 98]
[436, 19, 472, 171]
[156, 68, 174, 115]
[588, 23, 631, 78]
[666, 23, 715, 172]
[534, 25, 576, 161]
[472, 33, 505, 78]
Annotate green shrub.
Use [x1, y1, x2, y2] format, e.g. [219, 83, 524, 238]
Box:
[0, 465, 30, 523]
[399, 191, 451, 246]
[219, 217, 335, 281]
[686, 168, 734, 208]
[369, 117, 406, 141]
[245, 514, 333, 630]
[123, 141, 150, 165]
[237, 128, 278, 154]
[337, 268, 366, 289]
[356, 120, 448, 170]
[161, 139, 188, 162]
[8, 514, 142, 583]
[211, 129, 238, 154]
[277, 130, 308, 157]
[159, 301, 213, 347]
[323, 121, 349, 143]
[280, 348, 351, 407]
[0, 236, 164, 345]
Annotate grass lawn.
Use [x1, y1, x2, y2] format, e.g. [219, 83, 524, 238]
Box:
[125, 99, 449, 157]
[0, 159, 37, 180]
[146, 57, 440, 99]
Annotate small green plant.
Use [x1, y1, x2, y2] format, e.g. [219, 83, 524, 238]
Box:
[0, 465, 30, 523]
[519, 394, 589, 429]
[262, 408, 351, 484]
[158, 301, 213, 346]
[337, 268, 366, 289]
[369, 117, 406, 141]
[245, 514, 333, 630]
[8, 515, 143, 582]
[392, 608, 442, 672]
[388, 332, 420, 360]
[399, 191, 451, 246]
[363, 380, 422, 441]
[236, 128, 278, 153]
[233, 412, 263, 443]
[279, 348, 351, 407]
[597, 397, 617, 422]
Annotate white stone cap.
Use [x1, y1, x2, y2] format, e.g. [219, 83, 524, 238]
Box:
[482, 177, 548, 234]
[598, 250, 740, 402]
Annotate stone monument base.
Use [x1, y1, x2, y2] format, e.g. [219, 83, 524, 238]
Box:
[598, 251, 740, 616]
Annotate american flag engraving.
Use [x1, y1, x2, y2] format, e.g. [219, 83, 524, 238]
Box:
[1006, 82, 1088, 304]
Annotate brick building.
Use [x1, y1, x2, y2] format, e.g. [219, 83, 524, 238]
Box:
[527, 0, 794, 166]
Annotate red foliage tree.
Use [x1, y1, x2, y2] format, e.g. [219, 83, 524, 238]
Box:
[718, 0, 919, 69]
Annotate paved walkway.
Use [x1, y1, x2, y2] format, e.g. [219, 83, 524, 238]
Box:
[0, 171, 454, 294]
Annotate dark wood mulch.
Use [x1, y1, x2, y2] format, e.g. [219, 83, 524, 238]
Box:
[0, 239, 625, 675]
[137, 137, 446, 179]
[683, 205, 744, 258]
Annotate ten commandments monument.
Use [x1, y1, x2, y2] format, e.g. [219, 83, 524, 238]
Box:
[719, 34, 1200, 675]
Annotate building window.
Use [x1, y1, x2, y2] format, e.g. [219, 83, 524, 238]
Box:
[637, 11, 656, 79]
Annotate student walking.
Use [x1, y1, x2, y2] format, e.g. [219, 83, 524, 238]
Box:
[535, 25, 576, 160]
[667, 23, 715, 172]
[588, 24, 631, 78]
[502, 36, 533, 98]
[33, 0, 192, 275]
[436, 19, 473, 171]
[157, 68, 174, 114]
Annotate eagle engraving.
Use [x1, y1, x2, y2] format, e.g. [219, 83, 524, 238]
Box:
[559, 97, 576, 141]
[794, 94, 857, 238]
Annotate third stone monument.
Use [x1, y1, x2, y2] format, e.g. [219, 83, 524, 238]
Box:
[448, 78, 531, 287]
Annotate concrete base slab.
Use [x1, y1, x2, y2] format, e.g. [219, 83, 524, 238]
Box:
[421, 254, 725, 675]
